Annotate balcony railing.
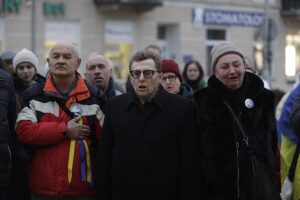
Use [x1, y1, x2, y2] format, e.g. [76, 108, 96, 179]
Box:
[281, 0, 300, 16]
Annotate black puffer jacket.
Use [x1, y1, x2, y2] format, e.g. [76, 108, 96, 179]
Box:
[0, 69, 17, 187]
[194, 72, 278, 199]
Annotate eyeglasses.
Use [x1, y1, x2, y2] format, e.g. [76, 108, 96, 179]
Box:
[130, 70, 157, 79]
[161, 75, 177, 83]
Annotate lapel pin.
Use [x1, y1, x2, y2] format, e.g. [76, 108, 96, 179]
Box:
[245, 98, 254, 109]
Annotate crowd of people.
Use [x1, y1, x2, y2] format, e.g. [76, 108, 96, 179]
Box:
[0, 40, 299, 200]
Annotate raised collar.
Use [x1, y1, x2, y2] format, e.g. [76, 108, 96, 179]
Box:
[43, 73, 90, 102]
[207, 72, 265, 100]
[124, 85, 165, 111]
[105, 78, 117, 99]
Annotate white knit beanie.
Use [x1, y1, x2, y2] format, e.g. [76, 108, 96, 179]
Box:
[211, 41, 244, 71]
[13, 48, 39, 70]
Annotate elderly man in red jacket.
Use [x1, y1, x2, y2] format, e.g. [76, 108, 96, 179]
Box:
[16, 42, 104, 200]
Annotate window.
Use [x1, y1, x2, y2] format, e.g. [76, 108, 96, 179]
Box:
[158, 25, 166, 40]
[206, 29, 226, 75]
[157, 24, 179, 60]
[285, 34, 300, 80]
[207, 30, 226, 40]
[104, 21, 135, 79]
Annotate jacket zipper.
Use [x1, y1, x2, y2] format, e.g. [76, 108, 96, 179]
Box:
[235, 131, 240, 199]
[234, 109, 243, 200]
[6, 144, 12, 168]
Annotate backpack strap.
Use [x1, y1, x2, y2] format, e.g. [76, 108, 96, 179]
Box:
[55, 99, 74, 119]
[288, 143, 300, 181]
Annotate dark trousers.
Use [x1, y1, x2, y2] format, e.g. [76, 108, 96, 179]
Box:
[0, 188, 8, 200]
[7, 171, 31, 200]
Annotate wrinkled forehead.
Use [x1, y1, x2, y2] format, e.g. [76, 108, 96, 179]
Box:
[49, 43, 78, 57]
[86, 55, 109, 67]
[131, 59, 156, 71]
[217, 53, 244, 65]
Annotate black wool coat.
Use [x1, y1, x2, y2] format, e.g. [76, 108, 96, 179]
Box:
[193, 72, 278, 200]
[0, 69, 17, 187]
[95, 87, 200, 200]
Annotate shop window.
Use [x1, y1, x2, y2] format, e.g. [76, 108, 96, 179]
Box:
[207, 30, 226, 40]
[104, 21, 135, 79]
[44, 21, 81, 74]
[158, 26, 166, 40]
[157, 24, 179, 60]
[253, 30, 265, 75]
[285, 34, 300, 80]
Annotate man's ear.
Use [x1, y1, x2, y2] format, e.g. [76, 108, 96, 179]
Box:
[129, 75, 134, 86]
[158, 72, 163, 79]
[76, 58, 82, 70]
[158, 73, 163, 83]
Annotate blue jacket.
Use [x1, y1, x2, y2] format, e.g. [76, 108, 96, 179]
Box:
[277, 83, 300, 143]
[104, 79, 122, 99]
[178, 83, 194, 98]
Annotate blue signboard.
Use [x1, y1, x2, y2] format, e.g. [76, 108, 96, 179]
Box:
[183, 55, 193, 64]
[193, 8, 265, 27]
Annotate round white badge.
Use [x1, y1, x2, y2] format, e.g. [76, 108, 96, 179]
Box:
[245, 98, 254, 109]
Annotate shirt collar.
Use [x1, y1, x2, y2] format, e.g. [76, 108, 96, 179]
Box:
[124, 85, 165, 111]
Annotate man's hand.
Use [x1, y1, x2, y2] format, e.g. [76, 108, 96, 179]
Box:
[65, 115, 91, 140]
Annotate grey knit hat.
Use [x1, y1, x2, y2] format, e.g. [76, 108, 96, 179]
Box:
[1, 50, 16, 60]
[211, 41, 244, 71]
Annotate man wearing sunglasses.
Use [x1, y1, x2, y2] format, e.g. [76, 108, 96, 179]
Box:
[160, 59, 194, 98]
[95, 50, 200, 200]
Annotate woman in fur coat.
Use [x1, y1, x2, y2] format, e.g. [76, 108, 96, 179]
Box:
[194, 41, 279, 200]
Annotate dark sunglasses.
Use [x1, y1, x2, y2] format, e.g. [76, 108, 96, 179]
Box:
[130, 70, 158, 79]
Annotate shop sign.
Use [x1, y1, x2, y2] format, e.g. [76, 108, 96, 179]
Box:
[104, 21, 135, 43]
[193, 8, 265, 27]
[0, 0, 22, 14]
[43, 1, 65, 16]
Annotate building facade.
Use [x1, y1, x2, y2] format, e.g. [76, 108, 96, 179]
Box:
[0, 0, 299, 91]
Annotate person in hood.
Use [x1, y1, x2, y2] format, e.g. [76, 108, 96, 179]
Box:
[160, 59, 193, 98]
